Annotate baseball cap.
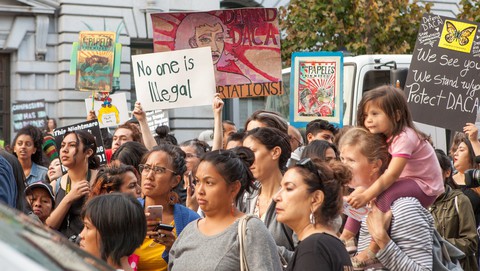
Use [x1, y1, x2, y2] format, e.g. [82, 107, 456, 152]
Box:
[198, 130, 214, 147]
[25, 181, 55, 203]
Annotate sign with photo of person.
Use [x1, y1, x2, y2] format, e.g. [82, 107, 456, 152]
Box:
[151, 8, 283, 99]
[405, 13, 480, 132]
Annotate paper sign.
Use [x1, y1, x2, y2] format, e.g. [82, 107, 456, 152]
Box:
[146, 110, 169, 134]
[343, 200, 369, 222]
[76, 31, 116, 92]
[12, 100, 47, 132]
[151, 8, 283, 99]
[84, 93, 129, 128]
[131, 47, 216, 112]
[290, 52, 344, 128]
[405, 14, 480, 132]
[53, 120, 107, 165]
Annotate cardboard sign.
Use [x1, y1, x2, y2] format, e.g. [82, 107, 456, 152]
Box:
[53, 120, 107, 165]
[76, 31, 116, 92]
[290, 52, 344, 128]
[151, 8, 283, 99]
[12, 100, 47, 132]
[131, 47, 216, 112]
[405, 14, 480, 133]
[84, 93, 129, 128]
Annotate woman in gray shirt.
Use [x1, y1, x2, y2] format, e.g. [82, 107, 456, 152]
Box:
[169, 147, 282, 271]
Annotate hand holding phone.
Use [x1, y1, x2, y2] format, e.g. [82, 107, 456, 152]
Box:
[146, 205, 163, 223]
[154, 223, 175, 232]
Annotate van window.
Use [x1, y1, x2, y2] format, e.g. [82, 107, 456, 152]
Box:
[362, 70, 390, 93]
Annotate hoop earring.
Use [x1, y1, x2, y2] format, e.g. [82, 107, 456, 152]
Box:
[309, 212, 316, 225]
[168, 190, 179, 206]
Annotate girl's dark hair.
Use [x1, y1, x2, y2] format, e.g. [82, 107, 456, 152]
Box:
[82, 193, 146, 266]
[292, 159, 351, 227]
[90, 164, 140, 198]
[245, 127, 292, 171]
[357, 86, 427, 141]
[141, 144, 187, 177]
[12, 125, 45, 165]
[154, 125, 178, 146]
[244, 110, 289, 134]
[63, 130, 100, 169]
[435, 149, 457, 189]
[180, 139, 210, 156]
[111, 141, 148, 172]
[301, 140, 339, 161]
[196, 147, 255, 201]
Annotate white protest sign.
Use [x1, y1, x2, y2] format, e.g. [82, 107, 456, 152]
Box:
[342, 197, 369, 222]
[84, 93, 129, 128]
[132, 47, 216, 111]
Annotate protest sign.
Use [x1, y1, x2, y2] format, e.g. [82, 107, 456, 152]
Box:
[151, 8, 283, 99]
[12, 100, 47, 132]
[84, 93, 129, 128]
[53, 120, 107, 165]
[343, 199, 369, 222]
[75, 31, 116, 92]
[289, 52, 344, 128]
[146, 110, 169, 135]
[405, 13, 480, 132]
[131, 47, 216, 112]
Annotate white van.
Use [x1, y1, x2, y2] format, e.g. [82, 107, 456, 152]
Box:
[270, 54, 448, 151]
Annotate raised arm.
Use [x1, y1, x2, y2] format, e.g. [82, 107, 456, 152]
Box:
[212, 94, 223, 151]
[464, 123, 480, 157]
[133, 101, 157, 150]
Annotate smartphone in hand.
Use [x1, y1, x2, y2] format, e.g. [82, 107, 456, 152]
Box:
[146, 205, 163, 222]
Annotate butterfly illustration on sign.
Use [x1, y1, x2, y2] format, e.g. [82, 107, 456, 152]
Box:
[445, 21, 476, 46]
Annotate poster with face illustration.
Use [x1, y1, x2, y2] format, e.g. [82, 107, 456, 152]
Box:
[84, 93, 129, 128]
[151, 8, 283, 99]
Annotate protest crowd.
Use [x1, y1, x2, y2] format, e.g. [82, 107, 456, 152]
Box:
[2, 6, 480, 271]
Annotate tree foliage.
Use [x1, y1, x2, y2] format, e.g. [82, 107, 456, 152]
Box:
[279, 0, 431, 65]
[457, 0, 480, 22]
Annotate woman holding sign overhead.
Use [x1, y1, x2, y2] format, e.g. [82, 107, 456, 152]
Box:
[46, 130, 100, 240]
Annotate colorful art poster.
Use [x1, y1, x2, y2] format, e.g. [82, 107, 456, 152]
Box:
[83, 93, 129, 128]
[151, 8, 283, 99]
[131, 47, 216, 112]
[76, 31, 116, 92]
[405, 14, 480, 132]
[289, 52, 343, 128]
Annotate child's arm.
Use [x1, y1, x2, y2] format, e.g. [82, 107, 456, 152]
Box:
[348, 156, 408, 209]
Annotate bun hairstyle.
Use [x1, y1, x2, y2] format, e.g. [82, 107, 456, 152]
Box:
[293, 159, 351, 227]
[64, 130, 100, 169]
[180, 139, 211, 156]
[196, 147, 255, 200]
[154, 125, 178, 146]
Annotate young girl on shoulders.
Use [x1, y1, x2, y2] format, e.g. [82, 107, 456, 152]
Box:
[345, 85, 444, 268]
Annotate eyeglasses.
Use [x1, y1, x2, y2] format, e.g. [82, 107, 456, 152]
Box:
[289, 136, 304, 147]
[138, 164, 177, 175]
[294, 158, 326, 188]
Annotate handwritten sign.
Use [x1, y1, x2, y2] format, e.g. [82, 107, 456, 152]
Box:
[84, 93, 129, 128]
[12, 100, 47, 132]
[289, 52, 343, 128]
[146, 110, 169, 135]
[131, 47, 215, 112]
[405, 14, 480, 132]
[151, 8, 283, 99]
[53, 120, 106, 165]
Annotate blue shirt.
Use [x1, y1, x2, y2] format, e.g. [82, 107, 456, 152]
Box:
[25, 162, 48, 185]
[0, 155, 17, 208]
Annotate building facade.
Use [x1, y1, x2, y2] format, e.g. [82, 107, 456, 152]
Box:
[0, 0, 465, 144]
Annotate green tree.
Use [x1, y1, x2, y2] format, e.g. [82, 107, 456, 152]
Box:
[457, 0, 480, 22]
[279, 0, 431, 65]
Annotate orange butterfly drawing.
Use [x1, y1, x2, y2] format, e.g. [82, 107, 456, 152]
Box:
[445, 21, 476, 46]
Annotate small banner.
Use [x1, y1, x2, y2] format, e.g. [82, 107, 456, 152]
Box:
[131, 47, 216, 112]
[405, 13, 480, 132]
[12, 100, 47, 132]
[290, 52, 344, 128]
[84, 93, 129, 128]
[151, 8, 283, 99]
[76, 31, 116, 92]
